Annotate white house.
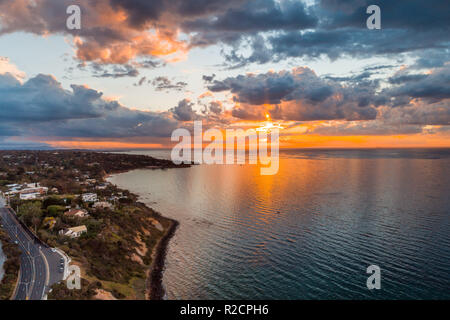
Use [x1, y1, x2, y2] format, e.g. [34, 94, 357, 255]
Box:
[82, 193, 98, 203]
[59, 225, 87, 238]
[20, 193, 39, 200]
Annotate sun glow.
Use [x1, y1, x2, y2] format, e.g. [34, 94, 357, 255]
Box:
[256, 114, 284, 133]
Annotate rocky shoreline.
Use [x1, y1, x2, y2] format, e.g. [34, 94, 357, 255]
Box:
[147, 217, 179, 300]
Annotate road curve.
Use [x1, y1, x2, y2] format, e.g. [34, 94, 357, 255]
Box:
[0, 197, 66, 300]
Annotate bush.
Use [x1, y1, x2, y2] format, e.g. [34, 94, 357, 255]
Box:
[47, 205, 66, 217]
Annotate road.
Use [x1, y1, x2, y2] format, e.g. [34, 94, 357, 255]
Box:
[0, 196, 65, 300]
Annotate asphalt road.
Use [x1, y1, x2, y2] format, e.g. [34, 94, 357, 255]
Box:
[0, 197, 65, 300]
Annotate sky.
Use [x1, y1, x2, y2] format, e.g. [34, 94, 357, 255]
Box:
[0, 0, 449, 149]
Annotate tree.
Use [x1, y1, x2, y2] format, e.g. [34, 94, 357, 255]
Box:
[18, 201, 42, 233]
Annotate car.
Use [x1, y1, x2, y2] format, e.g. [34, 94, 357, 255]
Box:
[59, 267, 64, 273]
[60, 258, 64, 263]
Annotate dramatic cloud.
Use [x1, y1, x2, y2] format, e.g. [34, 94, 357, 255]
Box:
[185, 0, 317, 46]
[209, 67, 380, 121]
[0, 72, 179, 138]
[222, 0, 450, 66]
[170, 99, 199, 121]
[208, 63, 450, 127]
[387, 66, 450, 104]
[0, 1, 449, 143]
[0, 73, 120, 122]
[0, 0, 448, 67]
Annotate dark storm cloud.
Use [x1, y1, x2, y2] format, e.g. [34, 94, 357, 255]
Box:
[411, 49, 450, 69]
[317, 0, 450, 30]
[387, 66, 450, 103]
[208, 64, 450, 123]
[236, 27, 450, 65]
[208, 67, 381, 120]
[0, 72, 179, 138]
[222, 0, 450, 65]
[170, 99, 199, 121]
[109, 0, 167, 28]
[0, 73, 119, 122]
[40, 107, 179, 138]
[0, 0, 448, 66]
[184, 0, 317, 33]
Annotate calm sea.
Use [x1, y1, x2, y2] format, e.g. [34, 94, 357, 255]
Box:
[108, 149, 450, 299]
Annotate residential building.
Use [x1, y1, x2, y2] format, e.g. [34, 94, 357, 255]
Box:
[82, 193, 98, 202]
[59, 225, 87, 238]
[64, 209, 89, 218]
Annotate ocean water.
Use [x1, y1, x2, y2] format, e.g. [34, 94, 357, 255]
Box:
[109, 149, 450, 299]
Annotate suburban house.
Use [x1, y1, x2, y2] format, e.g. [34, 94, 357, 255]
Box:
[64, 208, 89, 218]
[92, 201, 113, 210]
[19, 186, 48, 200]
[5, 183, 50, 200]
[59, 225, 88, 238]
[81, 193, 98, 202]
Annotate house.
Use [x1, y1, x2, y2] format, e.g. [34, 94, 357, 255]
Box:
[82, 193, 98, 202]
[64, 209, 89, 218]
[59, 225, 87, 238]
[93, 202, 113, 210]
[18, 185, 48, 200]
[20, 193, 39, 200]
[25, 183, 41, 188]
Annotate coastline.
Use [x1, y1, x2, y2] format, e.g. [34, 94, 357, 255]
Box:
[147, 217, 179, 300]
[107, 171, 181, 300]
[0, 150, 189, 300]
